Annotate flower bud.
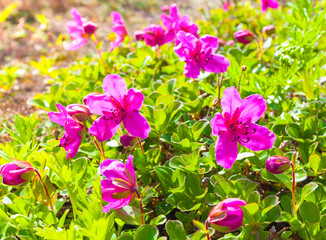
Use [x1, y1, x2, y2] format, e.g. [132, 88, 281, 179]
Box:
[66, 104, 92, 121]
[265, 156, 291, 174]
[161, 4, 170, 12]
[134, 31, 145, 41]
[83, 21, 97, 35]
[0, 161, 35, 186]
[120, 134, 138, 147]
[226, 40, 235, 46]
[234, 29, 256, 44]
[208, 198, 246, 233]
[262, 25, 275, 36]
[218, 39, 226, 46]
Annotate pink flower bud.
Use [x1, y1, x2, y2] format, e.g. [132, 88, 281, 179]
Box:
[226, 40, 235, 46]
[265, 156, 291, 174]
[218, 39, 226, 46]
[208, 198, 246, 233]
[83, 21, 97, 35]
[0, 161, 35, 186]
[66, 104, 92, 121]
[262, 25, 275, 36]
[134, 30, 145, 41]
[120, 134, 138, 147]
[161, 4, 170, 12]
[234, 29, 256, 44]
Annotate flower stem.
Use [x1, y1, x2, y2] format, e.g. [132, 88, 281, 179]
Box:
[237, 65, 247, 91]
[217, 73, 223, 103]
[137, 138, 144, 154]
[100, 142, 106, 159]
[93, 34, 109, 72]
[205, 220, 210, 240]
[34, 169, 55, 213]
[291, 153, 297, 216]
[136, 190, 145, 225]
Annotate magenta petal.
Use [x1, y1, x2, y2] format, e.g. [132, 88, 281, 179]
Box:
[102, 197, 132, 213]
[239, 123, 275, 151]
[173, 43, 190, 61]
[70, 8, 83, 26]
[48, 103, 67, 126]
[184, 61, 200, 79]
[201, 54, 230, 74]
[221, 87, 243, 116]
[125, 155, 136, 184]
[211, 113, 228, 136]
[100, 160, 127, 180]
[64, 118, 83, 138]
[64, 37, 87, 51]
[222, 198, 246, 206]
[83, 93, 115, 115]
[239, 94, 267, 123]
[215, 133, 238, 169]
[161, 15, 174, 30]
[103, 74, 127, 102]
[88, 116, 121, 142]
[62, 133, 81, 159]
[123, 111, 151, 139]
[176, 31, 197, 51]
[199, 35, 219, 53]
[125, 89, 144, 112]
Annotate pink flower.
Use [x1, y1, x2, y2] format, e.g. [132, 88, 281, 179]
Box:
[173, 31, 230, 79]
[234, 29, 256, 44]
[265, 156, 291, 174]
[83, 74, 151, 142]
[161, 3, 198, 42]
[208, 198, 246, 233]
[64, 8, 97, 51]
[0, 161, 35, 185]
[210, 87, 275, 169]
[261, 0, 279, 12]
[110, 12, 127, 51]
[48, 103, 85, 158]
[135, 24, 174, 47]
[262, 25, 276, 36]
[100, 155, 138, 212]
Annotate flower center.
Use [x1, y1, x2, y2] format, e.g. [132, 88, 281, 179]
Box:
[102, 96, 126, 124]
[229, 120, 256, 143]
[194, 50, 212, 65]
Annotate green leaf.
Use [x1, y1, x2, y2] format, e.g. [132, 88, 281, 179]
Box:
[150, 215, 167, 227]
[303, 116, 318, 139]
[134, 225, 159, 240]
[166, 220, 187, 240]
[299, 201, 320, 223]
[299, 182, 318, 206]
[286, 124, 302, 139]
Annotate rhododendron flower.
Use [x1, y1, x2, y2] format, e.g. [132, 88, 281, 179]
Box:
[266, 156, 291, 174]
[210, 87, 275, 169]
[100, 155, 138, 212]
[64, 8, 97, 51]
[174, 31, 230, 79]
[83, 74, 151, 142]
[234, 29, 256, 44]
[207, 198, 246, 233]
[48, 103, 85, 158]
[161, 3, 198, 42]
[0, 161, 35, 185]
[135, 24, 174, 47]
[261, 0, 279, 12]
[110, 12, 127, 51]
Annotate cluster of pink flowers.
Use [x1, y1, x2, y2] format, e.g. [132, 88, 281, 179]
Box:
[222, 0, 279, 12]
[33, 2, 282, 234]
